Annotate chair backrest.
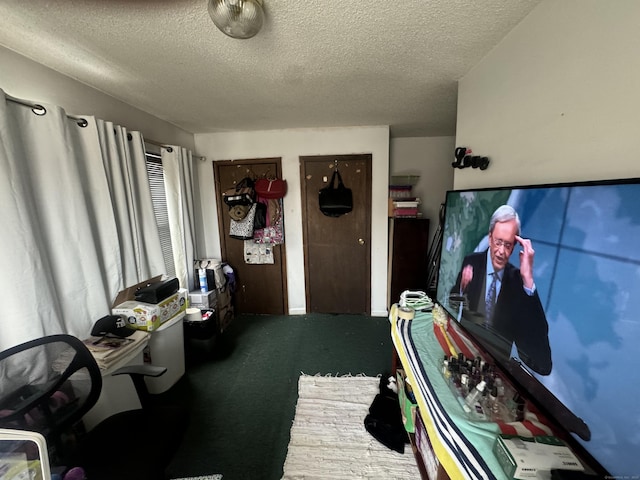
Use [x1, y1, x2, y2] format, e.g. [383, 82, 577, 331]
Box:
[0, 335, 102, 459]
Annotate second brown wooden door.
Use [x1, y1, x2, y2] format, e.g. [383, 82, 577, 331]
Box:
[300, 154, 372, 314]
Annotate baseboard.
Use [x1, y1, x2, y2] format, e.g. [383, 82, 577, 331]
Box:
[288, 308, 389, 317]
[288, 308, 307, 315]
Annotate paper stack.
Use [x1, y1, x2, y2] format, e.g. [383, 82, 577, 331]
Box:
[82, 330, 149, 370]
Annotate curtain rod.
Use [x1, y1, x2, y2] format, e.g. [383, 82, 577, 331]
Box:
[144, 139, 206, 161]
[5, 93, 88, 127]
[6, 93, 198, 158]
[144, 138, 174, 153]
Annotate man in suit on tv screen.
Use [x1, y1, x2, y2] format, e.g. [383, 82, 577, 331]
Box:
[451, 205, 552, 375]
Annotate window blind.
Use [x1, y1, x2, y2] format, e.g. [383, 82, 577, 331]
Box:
[145, 152, 176, 278]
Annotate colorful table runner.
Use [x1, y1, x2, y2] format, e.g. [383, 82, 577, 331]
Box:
[391, 310, 505, 480]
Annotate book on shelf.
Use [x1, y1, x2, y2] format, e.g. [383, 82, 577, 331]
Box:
[390, 197, 421, 217]
[393, 198, 421, 209]
[393, 208, 420, 218]
[389, 185, 413, 199]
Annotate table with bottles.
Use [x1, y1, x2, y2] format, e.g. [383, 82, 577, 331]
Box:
[390, 305, 554, 480]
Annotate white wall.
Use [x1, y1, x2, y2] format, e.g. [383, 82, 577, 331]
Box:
[0, 46, 436, 317]
[0, 46, 194, 149]
[455, 0, 640, 190]
[194, 127, 390, 316]
[389, 136, 455, 225]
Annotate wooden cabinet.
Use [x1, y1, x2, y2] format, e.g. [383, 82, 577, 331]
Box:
[387, 218, 430, 306]
[412, 409, 450, 480]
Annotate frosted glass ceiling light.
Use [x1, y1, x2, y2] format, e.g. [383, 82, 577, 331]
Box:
[208, 0, 264, 39]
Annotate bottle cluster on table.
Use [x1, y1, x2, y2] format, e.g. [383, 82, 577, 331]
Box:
[441, 353, 525, 423]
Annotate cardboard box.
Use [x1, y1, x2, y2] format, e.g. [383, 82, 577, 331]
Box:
[193, 260, 234, 332]
[112, 276, 188, 331]
[493, 435, 584, 479]
[188, 289, 217, 310]
[216, 287, 234, 333]
[112, 301, 161, 331]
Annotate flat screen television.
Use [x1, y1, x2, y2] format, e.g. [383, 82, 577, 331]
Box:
[435, 178, 640, 477]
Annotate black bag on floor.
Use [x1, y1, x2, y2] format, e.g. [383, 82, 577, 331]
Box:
[364, 376, 408, 453]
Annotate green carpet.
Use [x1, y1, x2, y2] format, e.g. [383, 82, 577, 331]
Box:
[162, 313, 393, 480]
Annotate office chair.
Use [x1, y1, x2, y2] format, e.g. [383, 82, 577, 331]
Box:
[0, 334, 188, 480]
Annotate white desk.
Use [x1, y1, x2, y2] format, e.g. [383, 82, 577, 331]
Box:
[82, 311, 186, 430]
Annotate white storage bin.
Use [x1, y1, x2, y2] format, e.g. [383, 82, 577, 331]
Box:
[144, 312, 186, 394]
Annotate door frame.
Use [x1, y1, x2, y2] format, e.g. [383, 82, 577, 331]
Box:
[300, 154, 372, 314]
[213, 157, 288, 314]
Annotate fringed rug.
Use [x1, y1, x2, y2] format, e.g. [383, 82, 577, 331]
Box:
[282, 374, 420, 479]
[171, 476, 222, 480]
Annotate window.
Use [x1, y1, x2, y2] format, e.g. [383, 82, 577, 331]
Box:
[145, 149, 176, 278]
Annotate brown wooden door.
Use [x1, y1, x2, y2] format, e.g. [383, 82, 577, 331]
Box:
[300, 155, 372, 314]
[214, 159, 287, 315]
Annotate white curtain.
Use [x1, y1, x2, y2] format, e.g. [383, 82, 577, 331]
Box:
[162, 146, 197, 290]
[96, 121, 165, 286]
[0, 90, 165, 350]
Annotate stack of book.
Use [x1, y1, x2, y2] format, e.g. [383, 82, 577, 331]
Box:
[82, 330, 148, 370]
[391, 198, 421, 217]
[388, 184, 414, 199]
[389, 176, 421, 218]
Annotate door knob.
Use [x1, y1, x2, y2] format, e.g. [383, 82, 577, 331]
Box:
[358, 238, 365, 245]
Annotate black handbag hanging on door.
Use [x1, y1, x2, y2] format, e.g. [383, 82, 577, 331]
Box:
[318, 169, 353, 217]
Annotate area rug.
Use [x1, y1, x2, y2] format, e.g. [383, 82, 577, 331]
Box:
[171, 476, 222, 480]
[282, 374, 421, 479]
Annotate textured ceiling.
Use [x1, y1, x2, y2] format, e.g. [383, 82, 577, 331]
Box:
[0, 0, 541, 137]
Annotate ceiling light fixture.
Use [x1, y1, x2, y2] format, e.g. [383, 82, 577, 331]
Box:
[208, 0, 264, 39]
